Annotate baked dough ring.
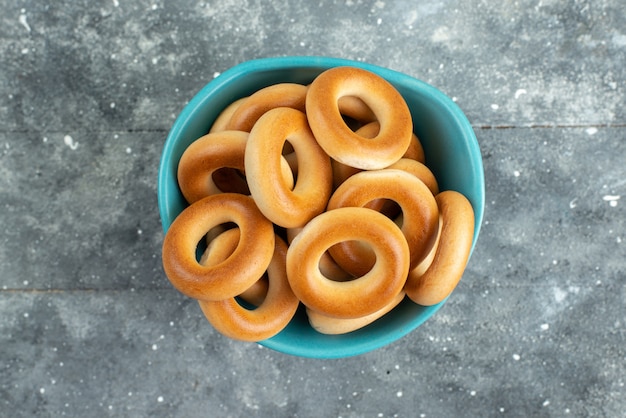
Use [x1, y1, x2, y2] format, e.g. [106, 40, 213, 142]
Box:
[337, 96, 377, 125]
[306, 291, 406, 335]
[199, 228, 269, 307]
[177, 130, 294, 203]
[226, 83, 308, 132]
[361, 158, 439, 220]
[330, 122, 427, 189]
[209, 97, 247, 133]
[198, 233, 299, 342]
[386, 158, 439, 196]
[330, 122, 380, 189]
[245, 107, 333, 228]
[162, 193, 275, 301]
[409, 212, 442, 279]
[404, 190, 475, 306]
[177, 131, 250, 202]
[349, 121, 426, 164]
[286, 207, 410, 319]
[286, 227, 353, 282]
[306, 66, 413, 170]
[327, 169, 439, 276]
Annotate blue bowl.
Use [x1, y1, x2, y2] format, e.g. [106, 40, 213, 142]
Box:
[158, 56, 484, 359]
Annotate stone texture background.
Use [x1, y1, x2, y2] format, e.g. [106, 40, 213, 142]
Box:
[1, 0, 624, 417]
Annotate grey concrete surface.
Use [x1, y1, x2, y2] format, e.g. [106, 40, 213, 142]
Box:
[1, 0, 624, 417]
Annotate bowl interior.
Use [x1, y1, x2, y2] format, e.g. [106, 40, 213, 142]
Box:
[158, 56, 484, 359]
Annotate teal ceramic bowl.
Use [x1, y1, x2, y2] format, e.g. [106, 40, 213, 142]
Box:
[158, 56, 484, 359]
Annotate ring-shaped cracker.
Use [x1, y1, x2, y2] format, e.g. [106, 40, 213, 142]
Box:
[327, 169, 439, 277]
[306, 291, 406, 335]
[286, 207, 410, 319]
[199, 228, 269, 307]
[226, 83, 308, 132]
[245, 107, 333, 228]
[404, 190, 475, 306]
[162, 193, 275, 301]
[306, 66, 413, 170]
[198, 233, 299, 342]
[177, 130, 294, 203]
[209, 97, 247, 133]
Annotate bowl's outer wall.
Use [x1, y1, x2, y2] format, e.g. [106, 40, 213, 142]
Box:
[158, 56, 485, 359]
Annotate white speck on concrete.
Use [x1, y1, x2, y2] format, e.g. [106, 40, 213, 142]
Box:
[64, 135, 78, 150]
[569, 198, 578, 209]
[553, 287, 567, 303]
[540, 323, 549, 331]
[213, 72, 221, 78]
[602, 195, 620, 207]
[396, 391, 403, 397]
[19, 14, 31, 32]
[612, 33, 626, 47]
[513, 354, 521, 361]
[125, 147, 132, 154]
[586, 127, 598, 135]
[514, 89, 527, 99]
[491, 104, 499, 110]
[431, 26, 451, 43]
[513, 170, 520, 177]
[157, 396, 164, 402]
[112, 0, 119, 7]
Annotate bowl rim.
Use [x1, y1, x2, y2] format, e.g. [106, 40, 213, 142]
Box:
[158, 55, 485, 359]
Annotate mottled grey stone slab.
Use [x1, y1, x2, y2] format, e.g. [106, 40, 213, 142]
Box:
[1, 0, 624, 133]
[1, 283, 624, 417]
[475, 126, 625, 288]
[0, 131, 164, 291]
